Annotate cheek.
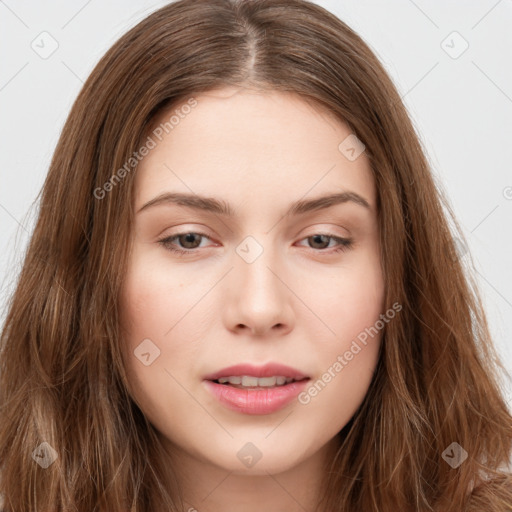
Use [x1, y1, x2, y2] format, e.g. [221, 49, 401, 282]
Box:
[298, 252, 384, 421]
[119, 250, 204, 344]
[314, 250, 385, 345]
[297, 314, 383, 431]
[118, 255, 206, 404]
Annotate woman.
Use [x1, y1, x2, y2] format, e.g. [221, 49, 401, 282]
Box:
[1, 0, 511, 510]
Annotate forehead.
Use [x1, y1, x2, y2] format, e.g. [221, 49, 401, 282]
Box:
[134, 88, 376, 214]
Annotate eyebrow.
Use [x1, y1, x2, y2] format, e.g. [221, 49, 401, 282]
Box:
[137, 190, 371, 216]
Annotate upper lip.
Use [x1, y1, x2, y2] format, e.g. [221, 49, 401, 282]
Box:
[203, 363, 309, 381]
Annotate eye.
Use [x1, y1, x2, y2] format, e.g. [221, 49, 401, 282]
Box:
[158, 231, 214, 256]
[296, 233, 353, 253]
[157, 231, 354, 256]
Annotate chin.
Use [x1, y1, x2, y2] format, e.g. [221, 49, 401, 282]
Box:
[193, 430, 321, 475]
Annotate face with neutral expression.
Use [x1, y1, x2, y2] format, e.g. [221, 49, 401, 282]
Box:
[119, 86, 385, 478]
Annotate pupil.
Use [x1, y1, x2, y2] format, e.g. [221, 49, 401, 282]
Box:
[311, 234, 328, 249]
[181, 233, 199, 248]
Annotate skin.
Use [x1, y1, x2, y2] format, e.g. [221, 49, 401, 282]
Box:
[119, 86, 385, 512]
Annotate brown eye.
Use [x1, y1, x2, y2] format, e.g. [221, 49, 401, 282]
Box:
[298, 233, 354, 253]
[175, 233, 203, 249]
[307, 234, 331, 249]
[158, 232, 212, 255]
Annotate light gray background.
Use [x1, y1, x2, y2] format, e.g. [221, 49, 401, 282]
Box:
[1, 1, 511, 407]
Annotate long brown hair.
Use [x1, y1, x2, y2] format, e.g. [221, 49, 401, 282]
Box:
[1, 0, 511, 510]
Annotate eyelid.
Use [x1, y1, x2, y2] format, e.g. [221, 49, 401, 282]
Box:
[157, 222, 350, 241]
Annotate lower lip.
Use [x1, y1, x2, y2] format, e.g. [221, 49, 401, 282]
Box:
[203, 379, 310, 415]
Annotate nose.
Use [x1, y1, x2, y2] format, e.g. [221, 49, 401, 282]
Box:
[222, 244, 294, 337]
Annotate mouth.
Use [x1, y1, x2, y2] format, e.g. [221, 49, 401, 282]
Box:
[203, 363, 311, 415]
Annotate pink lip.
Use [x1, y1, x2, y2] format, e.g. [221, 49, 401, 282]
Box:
[203, 363, 310, 415]
[203, 379, 310, 415]
[203, 362, 308, 381]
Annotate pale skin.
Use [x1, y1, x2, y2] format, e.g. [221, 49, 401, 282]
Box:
[119, 86, 385, 512]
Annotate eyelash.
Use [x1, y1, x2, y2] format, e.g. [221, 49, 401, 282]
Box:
[157, 231, 354, 257]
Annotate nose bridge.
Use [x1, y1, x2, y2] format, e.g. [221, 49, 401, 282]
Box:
[234, 233, 283, 300]
[224, 232, 293, 335]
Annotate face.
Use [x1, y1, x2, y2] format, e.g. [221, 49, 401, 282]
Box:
[119, 87, 385, 476]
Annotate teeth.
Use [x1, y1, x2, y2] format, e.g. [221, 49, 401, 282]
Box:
[248, 376, 274, 386]
[218, 376, 241, 384]
[216, 375, 296, 387]
[242, 375, 260, 387]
